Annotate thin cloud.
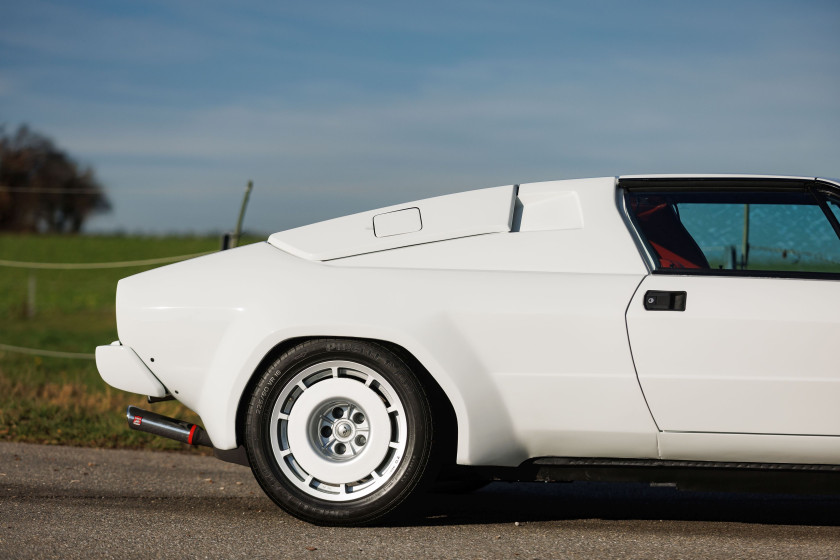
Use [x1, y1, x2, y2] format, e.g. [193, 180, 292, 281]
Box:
[0, 0, 210, 63]
[3, 1, 838, 233]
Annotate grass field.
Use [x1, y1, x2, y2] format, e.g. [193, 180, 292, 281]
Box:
[0, 234, 259, 451]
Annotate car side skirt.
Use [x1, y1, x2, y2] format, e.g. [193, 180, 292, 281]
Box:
[450, 457, 840, 495]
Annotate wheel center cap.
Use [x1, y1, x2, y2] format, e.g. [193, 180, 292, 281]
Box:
[335, 421, 353, 440]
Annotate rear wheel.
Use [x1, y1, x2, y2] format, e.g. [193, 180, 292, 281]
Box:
[244, 339, 434, 525]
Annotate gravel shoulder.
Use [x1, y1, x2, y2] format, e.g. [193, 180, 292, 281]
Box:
[2, 441, 839, 559]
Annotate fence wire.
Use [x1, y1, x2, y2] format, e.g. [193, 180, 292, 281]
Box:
[0, 342, 95, 360]
[1, 249, 216, 359]
[0, 251, 213, 270]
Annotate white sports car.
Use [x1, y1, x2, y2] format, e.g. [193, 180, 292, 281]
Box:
[96, 175, 840, 525]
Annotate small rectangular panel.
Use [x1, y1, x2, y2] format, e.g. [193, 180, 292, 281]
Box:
[373, 207, 422, 238]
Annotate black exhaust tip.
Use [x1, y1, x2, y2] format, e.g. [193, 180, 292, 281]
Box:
[126, 405, 213, 447]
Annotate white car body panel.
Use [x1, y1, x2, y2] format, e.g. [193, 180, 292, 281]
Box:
[627, 275, 840, 438]
[108, 176, 660, 465]
[334, 178, 646, 275]
[267, 184, 516, 261]
[114, 243, 657, 465]
[97, 174, 840, 472]
[95, 343, 167, 397]
[659, 432, 840, 464]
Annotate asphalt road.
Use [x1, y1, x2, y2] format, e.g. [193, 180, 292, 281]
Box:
[1, 442, 839, 559]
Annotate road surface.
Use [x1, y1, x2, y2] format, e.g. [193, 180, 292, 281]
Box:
[1, 442, 839, 559]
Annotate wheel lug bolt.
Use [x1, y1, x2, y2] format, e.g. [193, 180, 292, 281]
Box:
[352, 412, 365, 424]
[335, 443, 346, 455]
[320, 426, 332, 438]
[332, 407, 344, 418]
[355, 435, 366, 446]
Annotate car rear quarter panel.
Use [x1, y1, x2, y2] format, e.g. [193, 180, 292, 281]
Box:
[116, 178, 658, 466]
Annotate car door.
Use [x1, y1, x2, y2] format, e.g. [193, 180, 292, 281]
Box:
[623, 179, 840, 437]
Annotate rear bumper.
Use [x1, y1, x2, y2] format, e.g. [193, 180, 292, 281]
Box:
[95, 342, 168, 397]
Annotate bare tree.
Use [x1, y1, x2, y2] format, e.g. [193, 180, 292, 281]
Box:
[0, 125, 111, 233]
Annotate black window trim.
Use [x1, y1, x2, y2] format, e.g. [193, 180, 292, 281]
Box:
[814, 183, 840, 241]
[651, 267, 840, 281]
[620, 178, 840, 281]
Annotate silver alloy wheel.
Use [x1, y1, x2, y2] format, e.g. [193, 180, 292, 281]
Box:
[269, 360, 408, 502]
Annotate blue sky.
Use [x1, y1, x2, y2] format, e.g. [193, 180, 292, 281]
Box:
[2, 1, 839, 234]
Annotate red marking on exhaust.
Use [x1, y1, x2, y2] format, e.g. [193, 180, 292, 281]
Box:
[188, 424, 197, 445]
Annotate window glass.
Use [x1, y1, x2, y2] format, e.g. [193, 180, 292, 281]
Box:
[828, 196, 840, 225]
[628, 190, 840, 274]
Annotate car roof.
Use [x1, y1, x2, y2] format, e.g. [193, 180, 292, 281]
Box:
[618, 173, 817, 181]
[619, 175, 840, 191]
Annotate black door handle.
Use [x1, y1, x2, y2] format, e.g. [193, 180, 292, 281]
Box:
[644, 290, 687, 311]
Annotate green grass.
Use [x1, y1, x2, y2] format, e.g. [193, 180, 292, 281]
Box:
[0, 234, 261, 450]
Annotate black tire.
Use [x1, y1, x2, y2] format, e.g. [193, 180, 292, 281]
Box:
[244, 338, 435, 526]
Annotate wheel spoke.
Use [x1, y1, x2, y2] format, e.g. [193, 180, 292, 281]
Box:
[266, 358, 410, 504]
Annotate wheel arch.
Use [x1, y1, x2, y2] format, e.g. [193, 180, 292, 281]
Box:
[233, 335, 459, 467]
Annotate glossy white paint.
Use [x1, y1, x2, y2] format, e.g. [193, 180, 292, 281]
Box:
[95, 343, 167, 397]
[627, 275, 840, 436]
[335, 178, 646, 275]
[268, 184, 516, 261]
[659, 432, 840, 464]
[103, 177, 665, 464]
[97, 175, 840, 470]
[515, 184, 583, 232]
[110, 242, 657, 465]
[373, 207, 422, 237]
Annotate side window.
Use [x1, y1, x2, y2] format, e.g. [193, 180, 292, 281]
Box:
[828, 195, 840, 225]
[627, 189, 840, 275]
